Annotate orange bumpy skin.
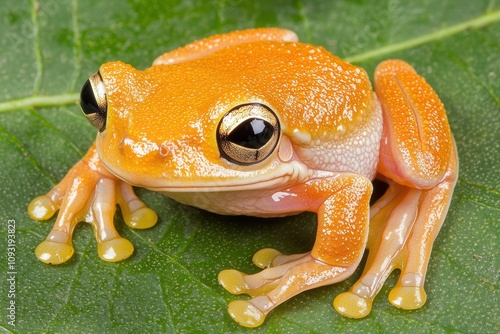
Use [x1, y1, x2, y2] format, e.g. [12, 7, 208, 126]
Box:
[28, 28, 457, 327]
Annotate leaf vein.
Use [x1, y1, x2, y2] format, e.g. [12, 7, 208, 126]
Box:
[460, 178, 500, 197]
[434, 249, 500, 290]
[70, 0, 83, 92]
[0, 94, 79, 113]
[345, 10, 500, 63]
[447, 51, 500, 107]
[159, 277, 176, 332]
[45, 247, 88, 332]
[30, 0, 43, 93]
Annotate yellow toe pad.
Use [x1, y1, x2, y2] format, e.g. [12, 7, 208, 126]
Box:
[97, 238, 134, 262]
[125, 207, 158, 229]
[218, 269, 248, 294]
[333, 292, 372, 319]
[252, 248, 282, 269]
[35, 240, 74, 265]
[389, 286, 427, 310]
[227, 300, 265, 328]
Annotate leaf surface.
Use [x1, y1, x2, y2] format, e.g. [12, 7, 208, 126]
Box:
[0, 1, 499, 333]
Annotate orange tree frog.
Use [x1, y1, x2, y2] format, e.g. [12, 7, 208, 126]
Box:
[28, 28, 458, 328]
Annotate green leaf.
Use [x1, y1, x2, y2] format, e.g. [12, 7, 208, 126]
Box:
[1, 1, 499, 333]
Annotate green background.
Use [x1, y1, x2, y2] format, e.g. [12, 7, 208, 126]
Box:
[1, 0, 499, 333]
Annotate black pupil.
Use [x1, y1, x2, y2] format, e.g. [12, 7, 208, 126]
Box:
[228, 118, 274, 149]
[80, 79, 101, 115]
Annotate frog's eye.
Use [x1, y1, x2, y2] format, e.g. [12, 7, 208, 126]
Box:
[80, 71, 107, 132]
[217, 103, 280, 165]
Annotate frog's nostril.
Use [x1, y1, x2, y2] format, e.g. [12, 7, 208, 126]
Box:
[159, 143, 174, 158]
[80, 71, 107, 132]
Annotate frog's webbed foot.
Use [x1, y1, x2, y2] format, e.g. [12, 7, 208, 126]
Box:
[28, 144, 157, 264]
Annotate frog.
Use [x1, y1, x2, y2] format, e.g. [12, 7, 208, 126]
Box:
[28, 28, 458, 328]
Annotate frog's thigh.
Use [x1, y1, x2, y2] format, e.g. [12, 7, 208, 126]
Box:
[220, 174, 372, 328]
[334, 61, 458, 318]
[374, 59, 453, 188]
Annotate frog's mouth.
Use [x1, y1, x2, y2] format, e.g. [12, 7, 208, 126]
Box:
[102, 157, 314, 193]
[150, 171, 301, 192]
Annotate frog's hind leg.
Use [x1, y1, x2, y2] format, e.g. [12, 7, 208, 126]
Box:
[334, 60, 458, 318]
[222, 257, 355, 328]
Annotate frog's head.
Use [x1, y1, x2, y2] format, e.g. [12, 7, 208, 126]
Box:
[79, 58, 306, 192]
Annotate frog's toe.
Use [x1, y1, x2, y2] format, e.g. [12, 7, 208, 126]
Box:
[252, 248, 311, 268]
[389, 286, 427, 310]
[124, 207, 158, 229]
[218, 269, 279, 297]
[227, 300, 266, 328]
[97, 237, 134, 262]
[119, 183, 158, 229]
[252, 248, 282, 268]
[218, 269, 250, 294]
[333, 291, 372, 319]
[28, 195, 57, 221]
[35, 240, 74, 265]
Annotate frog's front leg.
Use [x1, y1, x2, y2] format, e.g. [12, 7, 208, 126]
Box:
[334, 60, 458, 318]
[28, 143, 158, 264]
[218, 174, 372, 328]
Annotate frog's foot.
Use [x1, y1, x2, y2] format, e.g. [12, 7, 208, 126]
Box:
[28, 144, 158, 264]
[219, 250, 356, 328]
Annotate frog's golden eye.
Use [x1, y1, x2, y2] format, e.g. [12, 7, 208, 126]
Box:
[80, 71, 107, 132]
[217, 103, 280, 165]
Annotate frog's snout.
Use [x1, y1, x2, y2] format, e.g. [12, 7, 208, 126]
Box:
[80, 71, 107, 132]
